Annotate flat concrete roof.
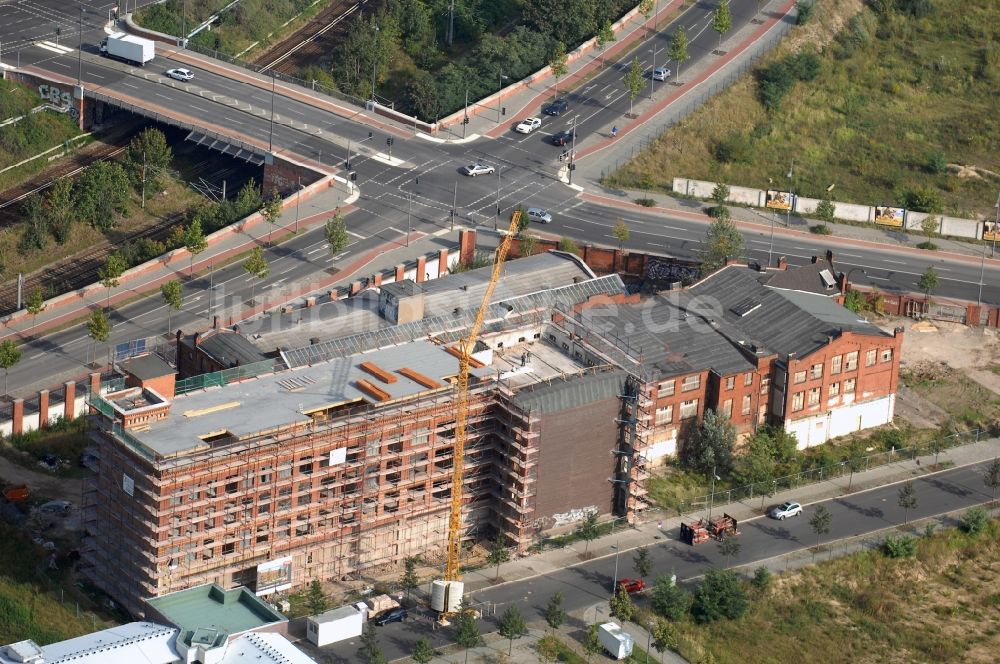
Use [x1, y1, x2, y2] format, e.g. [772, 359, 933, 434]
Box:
[134, 339, 491, 457]
[146, 584, 284, 639]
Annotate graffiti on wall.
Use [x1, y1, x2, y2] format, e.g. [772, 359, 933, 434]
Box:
[646, 257, 699, 283]
[37, 84, 79, 119]
[551, 506, 598, 527]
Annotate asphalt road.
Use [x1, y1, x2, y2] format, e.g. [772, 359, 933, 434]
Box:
[330, 458, 997, 662]
[3, 2, 999, 396]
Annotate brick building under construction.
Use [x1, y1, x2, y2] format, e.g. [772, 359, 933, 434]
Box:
[82, 252, 902, 615]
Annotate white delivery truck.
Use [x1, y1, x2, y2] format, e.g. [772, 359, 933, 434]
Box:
[598, 622, 634, 660]
[305, 603, 368, 647]
[100, 33, 155, 66]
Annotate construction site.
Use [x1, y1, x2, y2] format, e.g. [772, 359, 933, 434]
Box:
[80, 222, 904, 617]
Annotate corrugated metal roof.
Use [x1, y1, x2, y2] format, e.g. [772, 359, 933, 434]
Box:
[513, 369, 626, 414]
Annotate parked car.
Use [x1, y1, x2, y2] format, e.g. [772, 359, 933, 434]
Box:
[166, 68, 194, 81]
[768, 501, 803, 520]
[372, 607, 408, 626]
[550, 129, 575, 146]
[617, 578, 646, 594]
[461, 163, 495, 177]
[543, 98, 569, 116]
[515, 117, 542, 134]
[652, 67, 671, 81]
[526, 207, 552, 224]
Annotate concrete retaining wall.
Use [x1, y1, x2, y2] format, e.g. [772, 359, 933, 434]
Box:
[672, 177, 987, 241]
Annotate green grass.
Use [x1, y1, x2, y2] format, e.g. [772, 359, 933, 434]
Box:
[671, 519, 1000, 664]
[605, 0, 1000, 218]
[536, 635, 587, 664]
[1, 417, 91, 479]
[0, 80, 83, 186]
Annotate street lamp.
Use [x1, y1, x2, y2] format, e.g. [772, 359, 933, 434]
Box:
[495, 164, 502, 231]
[568, 116, 578, 186]
[267, 72, 276, 152]
[497, 72, 508, 123]
[345, 130, 373, 170]
[77, 6, 84, 86]
[767, 177, 775, 267]
[786, 161, 795, 227]
[371, 25, 380, 102]
[707, 466, 721, 520]
[648, 46, 656, 100]
[610, 540, 621, 596]
[992, 189, 999, 257]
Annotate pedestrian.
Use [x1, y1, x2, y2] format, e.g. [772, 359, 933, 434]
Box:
[521, 353, 526, 367]
[611, 125, 618, 137]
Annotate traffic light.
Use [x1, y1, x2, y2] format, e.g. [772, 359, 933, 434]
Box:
[463, 117, 470, 125]
[350, 171, 358, 181]
[502, 107, 506, 116]
[386, 137, 394, 147]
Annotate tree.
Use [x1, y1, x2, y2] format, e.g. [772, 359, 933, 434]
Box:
[583, 624, 603, 662]
[609, 584, 634, 622]
[411, 636, 434, 664]
[808, 504, 832, 560]
[26, 288, 46, 333]
[87, 308, 111, 368]
[243, 247, 270, 306]
[498, 606, 527, 655]
[959, 506, 989, 535]
[633, 546, 652, 579]
[682, 408, 736, 474]
[897, 481, 917, 525]
[549, 41, 568, 97]
[184, 218, 207, 276]
[751, 566, 772, 592]
[690, 569, 748, 623]
[359, 624, 386, 664]
[596, 19, 616, 66]
[99, 254, 127, 310]
[710, 182, 730, 205]
[304, 579, 328, 614]
[650, 574, 688, 621]
[624, 57, 644, 116]
[650, 619, 677, 662]
[519, 234, 539, 257]
[453, 600, 482, 664]
[984, 457, 1000, 504]
[700, 216, 745, 273]
[325, 212, 349, 258]
[487, 534, 510, 581]
[613, 219, 630, 251]
[544, 592, 565, 631]
[124, 127, 172, 195]
[75, 160, 131, 231]
[712, 1, 732, 50]
[919, 215, 939, 248]
[718, 536, 741, 566]
[816, 198, 836, 223]
[261, 190, 284, 245]
[44, 177, 77, 244]
[917, 266, 939, 302]
[0, 339, 21, 398]
[159, 280, 183, 336]
[578, 511, 600, 554]
[667, 26, 690, 80]
[400, 555, 420, 599]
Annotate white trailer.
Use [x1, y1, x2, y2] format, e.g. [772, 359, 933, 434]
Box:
[598, 622, 634, 660]
[100, 33, 155, 66]
[306, 603, 368, 647]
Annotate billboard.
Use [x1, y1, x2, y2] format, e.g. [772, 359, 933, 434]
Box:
[765, 190, 793, 211]
[984, 220, 1000, 242]
[874, 206, 905, 227]
[256, 556, 293, 596]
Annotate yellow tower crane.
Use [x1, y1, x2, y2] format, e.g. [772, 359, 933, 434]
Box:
[439, 210, 522, 605]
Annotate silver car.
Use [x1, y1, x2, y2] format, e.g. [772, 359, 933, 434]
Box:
[462, 163, 495, 177]
[526, 207, 552, 224]
[768, 501, 803, 520]
[166, 68, 194, 81]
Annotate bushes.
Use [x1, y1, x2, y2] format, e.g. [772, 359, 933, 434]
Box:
[651, 575, 690, 621]
[810, 223, 832, 235]
[691, 569, 748, 623]
[758, 52, 822, 112]
[796, 0, 815, 24]
[898, 186, 943, 213]
[882, 534, 917, 558]
[714, 132, 754, 164]
[959, 507, 989, 535]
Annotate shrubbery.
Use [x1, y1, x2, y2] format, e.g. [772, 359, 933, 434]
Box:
[882, 534, 917, 558]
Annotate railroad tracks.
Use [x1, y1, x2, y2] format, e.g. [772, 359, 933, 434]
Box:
[254, 0, 362, 76]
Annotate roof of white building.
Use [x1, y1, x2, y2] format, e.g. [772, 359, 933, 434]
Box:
[0, 622, 180, 664]
[222, 633, 317, 664]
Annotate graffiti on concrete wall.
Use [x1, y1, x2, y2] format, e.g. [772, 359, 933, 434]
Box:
[646, 257, 699, 283]
[37, 84, 79, 119]
[551, 506, 597, 527]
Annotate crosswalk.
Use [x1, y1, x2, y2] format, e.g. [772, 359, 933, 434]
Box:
[34, 40, 75, 55]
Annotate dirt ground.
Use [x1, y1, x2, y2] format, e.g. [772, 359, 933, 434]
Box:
[877, 316, 1000, 428]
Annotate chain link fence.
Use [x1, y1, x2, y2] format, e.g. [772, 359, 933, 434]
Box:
[600, 16, 796, 181]
[673, 428, 987, 516]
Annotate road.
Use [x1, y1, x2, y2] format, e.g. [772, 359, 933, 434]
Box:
[0, 0, 997, 398]
[331, 459, 997, 662]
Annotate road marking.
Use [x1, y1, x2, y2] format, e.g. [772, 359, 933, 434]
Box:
[883, 259, 905, 264]
[346, 231, 365, 239]
[308, 246, 326, 255]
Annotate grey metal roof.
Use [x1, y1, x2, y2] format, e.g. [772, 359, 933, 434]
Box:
[764, 256, 840, 296]
[195, 331, 267, 368]
[687, 266, 889, 359]
[512, 369, 626, 414]
[120, 354, 174, 381]
[381, 280, 422, 298]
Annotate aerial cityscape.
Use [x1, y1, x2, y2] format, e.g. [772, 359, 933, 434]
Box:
[0, 1, 997, 663]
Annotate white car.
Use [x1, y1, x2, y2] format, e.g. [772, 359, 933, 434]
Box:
[462, 163, 495, 177]
[652, 67, 671, 81]
[768, 501, 803, 520]
[515, 117, 542, 134]
[526, 207, 552, 224]
[166, 68, 194, 81]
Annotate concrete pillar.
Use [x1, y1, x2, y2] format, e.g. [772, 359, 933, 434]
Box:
[415, 257, 427, 283]
[438, 249, 449, 276]
[373, 273, 383, 287]
[305, 296, 317, 308]
[63, 381, 76, 420]
[89, 372, 101, 397]
[11, 398, 23, 435]
[349, 281, 362, 296]
[459, 229, 477, 267]
[394, 264, 405, 282]
[38, 390, 49, 429]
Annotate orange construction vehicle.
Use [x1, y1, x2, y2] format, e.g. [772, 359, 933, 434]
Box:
[680, 513, 740, 545]
[2, 485, 30, 503]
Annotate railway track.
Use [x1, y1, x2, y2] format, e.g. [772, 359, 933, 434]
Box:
[253, 0, 363, 76]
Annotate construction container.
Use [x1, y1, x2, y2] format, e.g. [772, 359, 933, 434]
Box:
[430, 579, 464, 613]
[306, 603, 367, 646]
[598, 622, 634, 659]
[365, 594, 400, 618]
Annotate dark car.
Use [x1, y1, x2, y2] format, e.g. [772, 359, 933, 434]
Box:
[550, 129, 575, 146]
[543, 98, 569, 116]
[372, 607, 408, 626]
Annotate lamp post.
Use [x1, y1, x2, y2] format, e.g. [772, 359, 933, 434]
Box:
[610, 540, 621, 596]
[786, 160, 795, 227]
[462, 87, 469, 139]
[568, 116, 578, 186]
[992, 189, 999, 257]
[345, 130, 373, 170]
[845, 267, 867, 288]
[77, 6, 84, 86]
[267, 72, 276, 152]
[371, 25, 380, 102]
[294, 177, 302, 233]
[648, 46, 656, 100]
[497, 71, 508, 123]
[707, 466, 721, 520]
[495, 164, 502, 231]
[767, 177, 775, 267]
